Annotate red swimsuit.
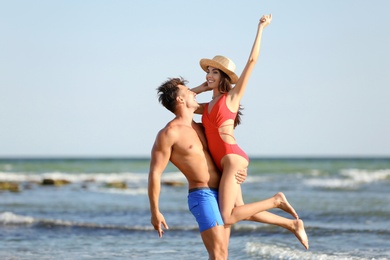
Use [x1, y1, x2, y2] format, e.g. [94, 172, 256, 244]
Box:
[202, 94, 249, 171]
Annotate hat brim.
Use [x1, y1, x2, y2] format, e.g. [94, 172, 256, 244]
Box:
[200, 58, 238, 84]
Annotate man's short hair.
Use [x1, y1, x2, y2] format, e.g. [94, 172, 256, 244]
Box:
[157, 77, 188, 113]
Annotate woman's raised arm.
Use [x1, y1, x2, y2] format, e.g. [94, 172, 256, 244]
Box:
[228, 14, 272, 107]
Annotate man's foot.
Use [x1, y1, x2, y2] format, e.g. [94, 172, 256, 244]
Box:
[274, 192, 299, 219]
[292, 219, 309, 250]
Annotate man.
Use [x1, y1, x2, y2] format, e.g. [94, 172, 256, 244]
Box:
[148, 78, 308, 259]
[148, 77, 239, 259]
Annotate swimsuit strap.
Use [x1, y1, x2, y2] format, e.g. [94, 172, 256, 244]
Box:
[219, 122, 234, 128]
[218, 122, 235, 140]
[219, 132, 236, 140]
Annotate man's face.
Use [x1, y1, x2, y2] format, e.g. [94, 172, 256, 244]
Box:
[178, 85, 199, 109]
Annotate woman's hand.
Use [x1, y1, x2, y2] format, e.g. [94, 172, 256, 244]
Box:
[259, 14, 272, 28]
[191, 81, 211, 94]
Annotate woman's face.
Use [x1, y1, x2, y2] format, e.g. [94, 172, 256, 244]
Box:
[205, 66, 221, 89]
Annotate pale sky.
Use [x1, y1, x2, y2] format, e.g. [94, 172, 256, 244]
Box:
[1, 0, 389, 158]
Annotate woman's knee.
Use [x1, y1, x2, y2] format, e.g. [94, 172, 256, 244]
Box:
[221, 155, 248, 171]
[221, 212, 236, 226]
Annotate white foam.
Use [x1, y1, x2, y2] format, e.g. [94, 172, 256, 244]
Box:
[0, 212, 35, 225]
[340, 169, 390, 183]
[0, 171, 186, 184]
[0, 172, 41, 182]
[160, 171, 186, 182]
[91, 187, 148, 195]
[242, 175, 270, 183]
[245, 241, 368, 260]
[0, 171, 149, 184]
[303, 169, 390, 189]
[304, 178, 358, 189]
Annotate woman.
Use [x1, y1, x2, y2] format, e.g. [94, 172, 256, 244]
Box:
[193, 14, 309, 249]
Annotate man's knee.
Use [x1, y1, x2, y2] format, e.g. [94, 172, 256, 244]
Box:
[209, 244, 227, 260]
[201, 226, 227, 259]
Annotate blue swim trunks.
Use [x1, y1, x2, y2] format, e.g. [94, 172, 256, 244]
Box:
[187, 187, 224, 232]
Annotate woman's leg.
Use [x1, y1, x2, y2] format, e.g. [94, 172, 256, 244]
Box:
[235, 187, 309, 249]
[247, 212, 309, 249]
[219, 154, 299, 226]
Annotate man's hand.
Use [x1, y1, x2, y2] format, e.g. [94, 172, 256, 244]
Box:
[151, 212, 169, 238]
[235, 168, 248, 184]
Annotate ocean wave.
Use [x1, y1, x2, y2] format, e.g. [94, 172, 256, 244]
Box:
[242, 175, 271, 183]
[35, 220, 154, 232]
[0, 211, 201, 232]
[0, 171, 147, 183]
[340, 169, 390, 183]
[12, 215, 385, 236]
[0, 171, 185, 184]
[0, 212, 34, 225]
[303, 169, 390, 189]
[0, 211, 154, 231]
[245, 241, 371, 260]
[90, 187, 148, 195]
[230, 220, 390, 237]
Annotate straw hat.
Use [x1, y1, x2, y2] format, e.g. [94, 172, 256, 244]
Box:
[200, 55, 239, 84]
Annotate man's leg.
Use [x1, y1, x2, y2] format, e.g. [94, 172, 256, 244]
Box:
[200, 225, 227, 260]
[188, 189, 228, 259]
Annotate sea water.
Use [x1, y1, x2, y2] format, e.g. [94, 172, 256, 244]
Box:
[0, 158, 389, 259]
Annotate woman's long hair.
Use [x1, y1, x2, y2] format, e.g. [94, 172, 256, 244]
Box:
[218, 70, 243, 128]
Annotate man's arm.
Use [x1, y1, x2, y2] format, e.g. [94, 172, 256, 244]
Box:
[148, 128, 174, 238]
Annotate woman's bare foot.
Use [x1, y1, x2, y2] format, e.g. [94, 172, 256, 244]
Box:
[292, 219, 309, 250]
[274, 192, 299, 219]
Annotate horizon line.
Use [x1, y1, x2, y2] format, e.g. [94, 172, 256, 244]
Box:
[1, 155, 390, 160]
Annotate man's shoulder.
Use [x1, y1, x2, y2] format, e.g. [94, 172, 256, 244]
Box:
[158, 120, 190, 138]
